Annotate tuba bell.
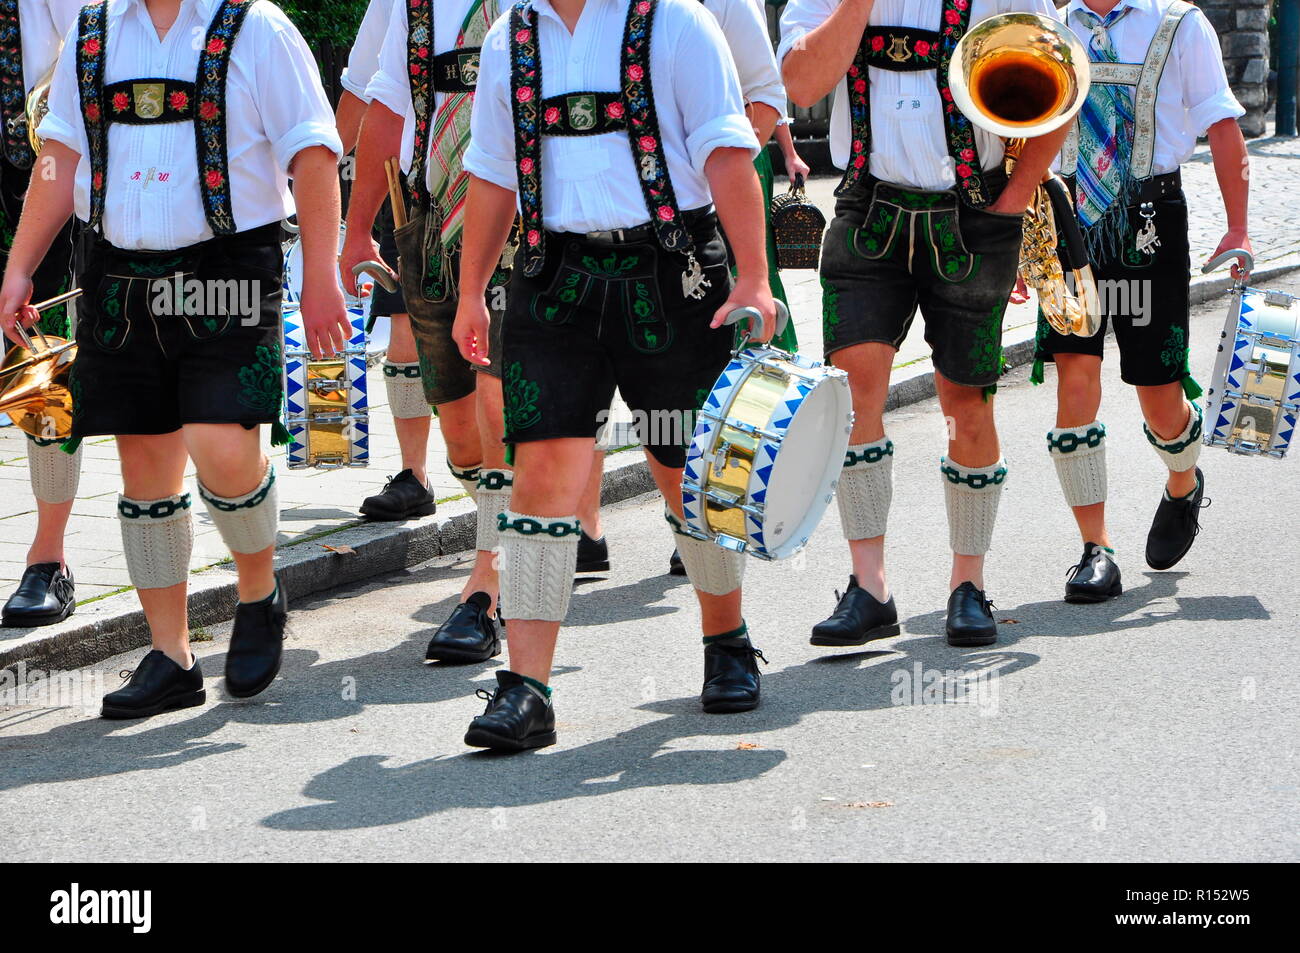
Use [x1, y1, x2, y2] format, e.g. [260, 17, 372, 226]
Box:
[949, 13, 1101, 337]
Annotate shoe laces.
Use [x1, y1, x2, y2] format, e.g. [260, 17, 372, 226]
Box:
[118, 668, 134, 681]
[752, 647, 770, 666]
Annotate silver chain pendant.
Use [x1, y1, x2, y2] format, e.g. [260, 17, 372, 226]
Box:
[681, 251, 711, 300]
[1135, 201, 1160, 256]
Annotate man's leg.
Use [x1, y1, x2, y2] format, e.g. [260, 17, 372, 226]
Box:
[2, 438, 81, 627]
[364, 315, 438, 520]
[186, 423, 286, 699]
[1139, 381, 1206, 570]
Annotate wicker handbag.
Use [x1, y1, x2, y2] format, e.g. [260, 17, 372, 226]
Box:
[770, 174, 826, 270]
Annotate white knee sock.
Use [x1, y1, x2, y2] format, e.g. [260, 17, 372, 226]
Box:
[941, 457, 1008, 557]
[26, 436, 81, 505]
[498, 510, 580, 622]
[1047, 422, 1107, 508]
[1144, 402, 1203, 473]
[666, 509, 745, 596]
[449, 460, 481, 501]
[119, 493, 193, 589]
[198, 464, 279, 555]
[383, 360, 431, 420]
[836, 438, 893, 540]
[475, 469, 513, 552]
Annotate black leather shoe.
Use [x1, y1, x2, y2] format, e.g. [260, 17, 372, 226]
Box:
[426, 592, 501, 664]
[360, 469, 436, 521]
[701, 634, 768, 714]
[1065, 544, 1123, 603]
[668, 548, 686, 576]
[576, 531, 610, 573]
[225, 580, 288, 698]
[1146, 467, 1209, 570]
[945, 582, 997, 647]
[464, 670, 557, 751]
[810, 575, 900, 646]
[2, 562, 75, 627]
[102, 650, 206, 720]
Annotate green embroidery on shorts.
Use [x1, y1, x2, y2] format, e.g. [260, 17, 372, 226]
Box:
[417, 350, 438, 391]
[36, 275, 72, 339]
[628, 279, 666, 352]
[1159, 325, 1188, 369]
[858, 203, 897, 256]
[580, 252, 639, 277]
[821, 277, 841, 344]
[101, 280, 123, 318]
[968, 298, 1007, 378]
[879, 186, 948, 211]
[556, 271, 582, 304]
[237, 343, 283, 415]
[503, 361, 541, 433]
[930, 213, 975, 282]
[126, 255, 184, 278]
[489, 266, 511, 287]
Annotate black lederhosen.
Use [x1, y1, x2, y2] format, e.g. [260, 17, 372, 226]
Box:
[369, 198, 407, 319]
[0, 156, 77, 338]
[501, 209, 733, 469]
[1034, 173, 1193, 388]
[69, 222, 285, 438]
[819, 170, 1024, 388]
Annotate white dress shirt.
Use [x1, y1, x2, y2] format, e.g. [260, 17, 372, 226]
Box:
[366, 0, 492, 192]
[464, 0, 759, 234]
[1064, 0, 1243, 174]
[778, 0, 1058, 191]
[16, 0, 84, 92]
[340, 0, 396, 102]
[703, 0, 787, 118]
[39, 0, 342, 251]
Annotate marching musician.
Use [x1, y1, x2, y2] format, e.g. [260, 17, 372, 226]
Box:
[0, 0, 84, 629]
[1030, 0, 1250, 599]
[780, 0, 1066, 648]
[339, 0, 515, 665]
[337, 0, 441, 524]
[0, 0, 348, 718]
[453, 0, 777, 750]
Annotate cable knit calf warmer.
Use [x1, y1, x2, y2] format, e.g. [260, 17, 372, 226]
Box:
[198, 464, 279, 555]
[498, 509, 580, 622]
[118, 493, 193, 590]
[26, 436, 81, 505]
[836, 438, 893, 540]
[383, 360, 432, 420]
[941, 457, 1008, 557]
[1144, 402, 1203, 473]
[1047, 422, 1107, 508]
[666, 509, 745, 596]
[475, 469, 513, 552]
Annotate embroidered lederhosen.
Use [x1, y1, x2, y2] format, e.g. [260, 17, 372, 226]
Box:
[836, 0, 988, 208]
[77, 0, 257, 236]
[509, 0, 694, 278]
[0, 0, 33, 169]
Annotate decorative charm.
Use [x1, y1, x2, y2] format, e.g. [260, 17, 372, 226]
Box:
[681, 251, 711, 301]
[1134, 201, 1160, 255]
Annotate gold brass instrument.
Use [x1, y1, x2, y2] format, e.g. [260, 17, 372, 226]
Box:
[23, 53, 59, 157]
[949, 13, 1101, 336]
[0, 290, 83, 441]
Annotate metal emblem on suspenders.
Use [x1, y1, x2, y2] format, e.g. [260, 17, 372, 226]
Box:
[1134, 201, 1160, 255]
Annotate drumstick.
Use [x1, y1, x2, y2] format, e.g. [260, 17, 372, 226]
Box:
[385, 158, 407, 229]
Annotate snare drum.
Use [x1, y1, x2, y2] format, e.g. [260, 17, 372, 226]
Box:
[1204, 283, 1300, 459]
[682, 307, 853, 560]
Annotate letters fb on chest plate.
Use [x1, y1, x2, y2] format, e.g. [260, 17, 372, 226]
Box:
[509, 0, 691, 278]
[838, 0, 989, 207]
[76, 0, 258, 235]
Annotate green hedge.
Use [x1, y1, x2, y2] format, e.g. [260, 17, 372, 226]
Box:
[280, 0, 368, 51]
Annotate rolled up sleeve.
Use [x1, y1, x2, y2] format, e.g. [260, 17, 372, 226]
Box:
[777, 0, 834, 67]
[35, 36, 83, 156]
[720, 0, 788, 117]
[463, 22, 519, 192]
[341, 0, 394, 100]
[366, 0, 412, 117]
[256, 15, 344, 171]
[1179, 10, 1244, 135]
[674, 7, 760, 174]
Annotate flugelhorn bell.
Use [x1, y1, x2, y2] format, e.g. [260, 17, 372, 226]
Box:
[0, 290, 83, 441]
[949, 13, 1091, 139]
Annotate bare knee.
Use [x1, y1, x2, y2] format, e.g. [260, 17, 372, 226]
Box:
[1054, 355, 1102, 425]
[1139, 383, 1190, 439]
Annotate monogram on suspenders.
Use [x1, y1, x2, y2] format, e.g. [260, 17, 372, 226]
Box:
[0, 0, 33, 168]
[76, 0, 258, 235]
[1060, 0, 1193, 179]
[509, 0, 691, 278]
[836, 0, 990, 207]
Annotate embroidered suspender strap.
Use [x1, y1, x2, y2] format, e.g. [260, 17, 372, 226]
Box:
[836, 0, 987, 206]
[620, 0, 690, 255]
[194, 0, 258, 235]
[76, 1, 109, 230]
[103, 80, 198, 124]
[0, 0, 32, 168]
[1060, 0, 1192, 177]
[509, 1, 545, 275]
[407, 0, 434, 197]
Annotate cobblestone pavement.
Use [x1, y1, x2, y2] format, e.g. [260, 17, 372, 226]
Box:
[1, 129, 1297, 607]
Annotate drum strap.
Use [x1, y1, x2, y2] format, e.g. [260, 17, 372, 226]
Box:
[509, 0, 690, 277]
[836, 0, 989, 207]
[77, 0, 258, 234]
[0, 0, 33, 168]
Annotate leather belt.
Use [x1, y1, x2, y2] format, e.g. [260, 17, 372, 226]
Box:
[1135, 170, 1182, 203]
[580, 206, 715, 245]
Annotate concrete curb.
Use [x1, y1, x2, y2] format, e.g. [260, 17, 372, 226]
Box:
[5, 254, 1296, 676]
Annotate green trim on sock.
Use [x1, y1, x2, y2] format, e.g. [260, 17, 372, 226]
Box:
[521, 674, 552, 699]
[703, 622, 749, 645]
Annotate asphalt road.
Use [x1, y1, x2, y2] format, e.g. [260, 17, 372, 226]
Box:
[2, 275, 1297, 863]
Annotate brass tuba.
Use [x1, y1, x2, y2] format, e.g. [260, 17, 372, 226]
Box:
[22, 45, 61, 157]
[949, 13, 1101, 336]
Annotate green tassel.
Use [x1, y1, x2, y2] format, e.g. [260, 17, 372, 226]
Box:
[1030, 358, 1045, 386]
[505, 442, 516, 467]
[1181, 374, 1202, 401]
[60, 437, 82, 456]
[271, 420, 292, 447]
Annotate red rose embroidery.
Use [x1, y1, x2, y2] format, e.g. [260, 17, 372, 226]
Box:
[853, 79, 867, 93]
[527, 229, 540, 246]
[544, 106, 560, 123]
[851, 139, 863, 153]
[627, 64, 644, 82]
[199, 101, 219, 120]
[606, 101, 624, 119]
[516, 86, 532, 102]
[636, 1, 651, 12]
[85, 103, 101, 122]
[207, 37, 226, 55]
[638, 135, 656, 153]
[656, 206, 674, 222]
[849, 65, 859, 77]
[83, 39, 100, 56]
[206, 170, 224, 189]
[170, 91, 189, 111]
[112, 92, 129, 112]
[956, 163, 973, 178]
[914, 40, 931, 57]
[956, 0, 968, 8]
[941, 87, 953, 101]
[870, 35, 884, 52]
[515, 29, 530, 43]
[945, 9, 960, 24]
[960, 148, 974, 161]
[853, 155, 866, 169]
[519, 157, 534, 175]
[92, 172, 103, 190]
